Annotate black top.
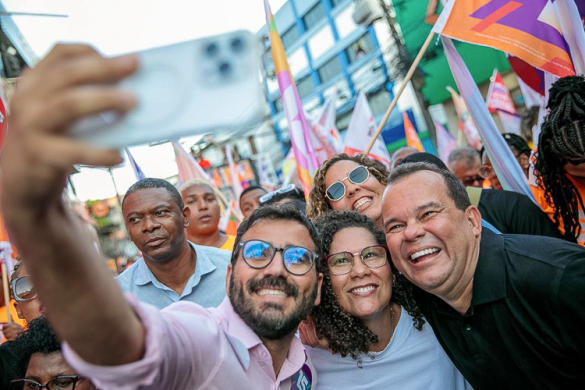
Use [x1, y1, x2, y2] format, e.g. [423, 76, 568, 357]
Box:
[0, 341, 19, 390]
[478, 189, 564, 239]
[414, 230, 585, 390]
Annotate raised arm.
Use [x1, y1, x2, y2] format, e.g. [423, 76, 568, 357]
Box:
[0, 44, 144, 365]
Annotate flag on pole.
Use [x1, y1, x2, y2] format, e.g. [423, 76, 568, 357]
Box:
[433, 0, 585, 77]
[486, 69, 516, 114]
[264, 0, 320, 197]
[307, 89, 343, 164]
[124, 148, 146, 181]
[447, 86, 482, 150]
[435, 122, 457, 164]
[442, 36, 536, 202]
[508, 56, 545, 96]
[225, 145, 244, 201]
[343, 90, 391, 167]
[0, 80, 8, 154]
[403, 112, 425, 152]
[171, 140, 212, 184]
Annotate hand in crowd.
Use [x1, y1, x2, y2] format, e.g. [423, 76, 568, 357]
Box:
[298, 316, 330, 350]
[1, 45, 138, 221]
[1, 322, 24, 341]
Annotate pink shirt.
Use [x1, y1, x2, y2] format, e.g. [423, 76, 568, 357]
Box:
[63, 295, 316, 390]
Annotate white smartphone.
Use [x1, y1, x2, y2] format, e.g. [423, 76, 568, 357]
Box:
[69, 30, 265, 148]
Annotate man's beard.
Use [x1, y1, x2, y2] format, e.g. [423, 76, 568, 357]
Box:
[229, 272, 317, 340]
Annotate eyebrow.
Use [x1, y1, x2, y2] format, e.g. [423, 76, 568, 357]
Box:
[125, 204, 171, 218]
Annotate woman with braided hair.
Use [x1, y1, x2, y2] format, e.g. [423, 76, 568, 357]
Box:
[299, 210, 470, 390]
[534, 75, 585, 245]
[307, 154, 389, 228]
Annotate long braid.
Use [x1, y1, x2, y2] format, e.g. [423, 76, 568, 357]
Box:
[535, 75, 585, 241]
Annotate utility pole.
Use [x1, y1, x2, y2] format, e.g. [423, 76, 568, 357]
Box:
[377, 0, 437, 146]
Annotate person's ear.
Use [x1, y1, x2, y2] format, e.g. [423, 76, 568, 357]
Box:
[14, 301, 24, 320]
[182, 206, 191, 227]
[313, 272, 324, 306]
[465, 205, 482, 237]
[225, 263, 233, 296]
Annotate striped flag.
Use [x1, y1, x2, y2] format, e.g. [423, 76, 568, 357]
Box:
[403, 112, 425, 152]
[225, 145, 244, 201]
[171, 140, 212, 184]
[264, 0, 320, 197]
[307, 90, 343, 164]
[124, 148, 146, 181]
[486, 69, 516, 114]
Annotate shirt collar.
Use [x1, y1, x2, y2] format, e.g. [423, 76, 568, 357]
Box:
[470, 229, 507, 306]
[133, 242, 216, 287]
[434, 229, 507, 316]
[216, 297, 263, 350]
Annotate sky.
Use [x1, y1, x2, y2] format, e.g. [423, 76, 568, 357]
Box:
[2, 0, 287, 201]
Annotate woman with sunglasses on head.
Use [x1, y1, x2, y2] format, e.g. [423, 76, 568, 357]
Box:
[307, 154, 388, 228]
[301, 210, 470, 390]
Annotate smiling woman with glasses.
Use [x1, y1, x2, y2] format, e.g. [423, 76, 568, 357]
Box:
[299, 210, 471, 390]
[307, 154, 389, 229]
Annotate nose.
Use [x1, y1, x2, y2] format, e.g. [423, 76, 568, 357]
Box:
[142, 215, 161, 232]
[403, 221, 425, 242]
[349, 254, 370, 278]
[197, 198, 209, 211]
[345, 180, 361, 198]
[262, 250, 290, 278]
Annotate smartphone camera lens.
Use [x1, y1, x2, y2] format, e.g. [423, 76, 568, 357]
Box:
[205, 43, 219, 57]
[231, 38, 245, 53]
[219, 61, 231, 76]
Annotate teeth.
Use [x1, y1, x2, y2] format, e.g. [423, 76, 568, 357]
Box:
[257, 289, 287, 298]
[411, 248, 439, 261]
[350, 286, 376, 293]
[354, 198, 371, 210]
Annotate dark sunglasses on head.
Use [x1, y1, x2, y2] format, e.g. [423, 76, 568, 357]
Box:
[11, 276, 37, 302]
[259, 184, 302, 205]
[325, 165, 370, 202]
[237, 239, 317, 275]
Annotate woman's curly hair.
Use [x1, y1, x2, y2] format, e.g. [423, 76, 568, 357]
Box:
[535, 75, 585, 242]
[306, 154, 389, 220]
[311, 210, 424, 360]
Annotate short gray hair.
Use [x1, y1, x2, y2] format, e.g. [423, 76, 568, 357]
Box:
[447, 147, 480, 169]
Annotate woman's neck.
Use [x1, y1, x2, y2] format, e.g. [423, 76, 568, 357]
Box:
[361, 302, 401, 352]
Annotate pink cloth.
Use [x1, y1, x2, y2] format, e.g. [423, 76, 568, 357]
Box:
[62, 295, 316, 390]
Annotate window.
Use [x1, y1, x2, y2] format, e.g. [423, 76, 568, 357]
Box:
[303, 3, 326, 31]
[330, 0, 345, 8]
[335, 6, 358, 39]
[318, 55, 343, 83]
[288, 48, 309, 76]
[273, 97, 283, 113]
[308, 25, 335, 60]
[297, 76, 315, 99]
[346, 32, 376, 64]
[281, 25, 300, 50]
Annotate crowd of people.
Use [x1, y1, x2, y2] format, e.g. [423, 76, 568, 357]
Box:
[0, 43, 585, 390]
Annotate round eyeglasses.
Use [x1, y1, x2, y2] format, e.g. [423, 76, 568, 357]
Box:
[11, 276, 37, 302]
[324, 245, 388, 275]
[11, 375, 86, 390]
[325, 165, 370, 202]
[237, 239, 318, 276]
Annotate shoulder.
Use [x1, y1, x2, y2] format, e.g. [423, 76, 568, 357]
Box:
[116, 259, 144, 284]
[192, 243, 232, 265]
[500, 234, 585, 269]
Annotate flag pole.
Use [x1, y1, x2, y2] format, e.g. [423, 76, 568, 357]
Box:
[365, 31, 436, 155]
[1, 263, 11, 323]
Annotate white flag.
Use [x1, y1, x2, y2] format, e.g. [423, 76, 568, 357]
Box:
[343, 91, 390, 167]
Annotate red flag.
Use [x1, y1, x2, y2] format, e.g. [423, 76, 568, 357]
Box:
[486, 70, 517, 114]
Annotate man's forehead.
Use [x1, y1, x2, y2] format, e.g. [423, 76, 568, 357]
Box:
[241, 189, 266, 202]
[123, 188, 176, 211]
[384, 171, 448, 207]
